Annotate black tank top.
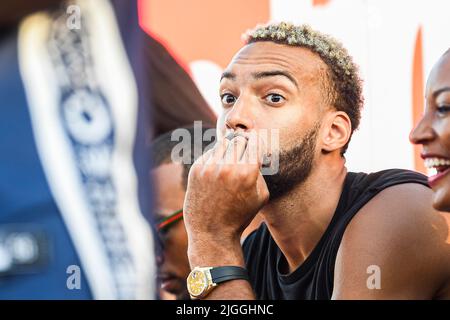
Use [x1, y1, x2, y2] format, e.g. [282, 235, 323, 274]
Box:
[242, 169, 429, 300]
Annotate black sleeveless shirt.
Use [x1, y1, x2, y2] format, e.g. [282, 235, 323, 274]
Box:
[242, 169, 429, 300]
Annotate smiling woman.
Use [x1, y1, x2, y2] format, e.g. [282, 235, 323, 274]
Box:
[410, 49, 450, 212]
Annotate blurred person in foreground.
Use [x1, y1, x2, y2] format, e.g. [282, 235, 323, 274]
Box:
[183, 23, 450, 300]
[0, 0, 215, 299]
[151, 126, 263, 300]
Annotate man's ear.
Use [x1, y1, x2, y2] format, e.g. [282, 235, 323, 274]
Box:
[321, 111, 352, 153]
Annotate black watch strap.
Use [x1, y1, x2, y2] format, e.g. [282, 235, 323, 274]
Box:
[210, 266, 249, 284]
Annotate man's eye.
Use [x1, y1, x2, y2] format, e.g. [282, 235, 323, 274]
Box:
[221, 93, 236, 106]
[264, 94, 285, 104]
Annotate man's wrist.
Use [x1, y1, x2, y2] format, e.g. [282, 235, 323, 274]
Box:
[187, 236, 245, 267]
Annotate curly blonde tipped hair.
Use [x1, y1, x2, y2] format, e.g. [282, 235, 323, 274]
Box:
[243, 22, 363, 154]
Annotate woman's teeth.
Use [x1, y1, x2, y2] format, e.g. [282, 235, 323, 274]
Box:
[424, 157, 450, 171]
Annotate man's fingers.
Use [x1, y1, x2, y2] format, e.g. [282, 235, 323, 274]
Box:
[223, 134, 248, 164]
[208, 137, 230, 163]
[240, 131, 265, 167]
[193, 146, 214, 167]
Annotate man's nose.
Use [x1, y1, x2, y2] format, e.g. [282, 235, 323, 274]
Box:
[225, 96, 255, 131]
[409, 114, 435, 145]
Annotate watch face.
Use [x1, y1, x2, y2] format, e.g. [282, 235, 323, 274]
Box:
[187, 269, 208, 297]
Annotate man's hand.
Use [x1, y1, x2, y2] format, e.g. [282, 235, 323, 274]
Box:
[184, 131, 269, 245]
[182, 131, 269, 299]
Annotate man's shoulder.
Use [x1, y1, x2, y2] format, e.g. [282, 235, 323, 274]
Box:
[335, 180, 450, 298]
[346, 181, 434, 241]
[341, 173, 435, 259]
[336, 169, 429, 221]
[348, 168, 428, 192]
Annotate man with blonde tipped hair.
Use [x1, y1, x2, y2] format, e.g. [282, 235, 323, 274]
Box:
[182, 22, 450, 300]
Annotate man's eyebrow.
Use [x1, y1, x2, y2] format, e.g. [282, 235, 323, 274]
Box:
[252, 70, 298, 88]
[433, 87, 450, 98]
[220, 71, 236, 81]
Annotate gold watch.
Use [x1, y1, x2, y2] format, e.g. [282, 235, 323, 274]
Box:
[186, 266, 249, 299]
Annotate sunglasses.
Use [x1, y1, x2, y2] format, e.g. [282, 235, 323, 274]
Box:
[156, 209, 184, 234]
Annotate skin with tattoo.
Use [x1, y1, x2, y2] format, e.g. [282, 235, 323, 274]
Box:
[183, 41, 450, 299]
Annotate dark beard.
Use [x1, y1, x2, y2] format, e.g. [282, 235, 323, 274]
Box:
[263, 124, 319, 200]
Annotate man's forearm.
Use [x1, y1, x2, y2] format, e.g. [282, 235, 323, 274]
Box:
[187, 237, 255, 300]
